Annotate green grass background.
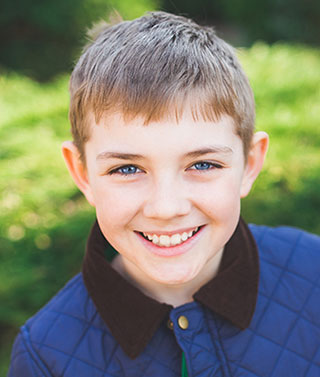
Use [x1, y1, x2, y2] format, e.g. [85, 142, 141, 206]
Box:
[1, 43, 320, 374]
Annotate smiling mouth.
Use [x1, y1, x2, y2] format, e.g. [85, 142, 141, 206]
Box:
[138, 226, 202, 247]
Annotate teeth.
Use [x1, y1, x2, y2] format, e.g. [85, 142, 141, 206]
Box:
[159, 235, 170, 247]
[142, 227, 200, 247]
[170, 234, 181, 246]
[152, 234, 159, 244]
[181, 232, 188, 241]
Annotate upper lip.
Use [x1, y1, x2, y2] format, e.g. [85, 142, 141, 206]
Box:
[136, 225, 204, 236]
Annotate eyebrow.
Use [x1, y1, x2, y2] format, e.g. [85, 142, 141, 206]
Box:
[96, 146, 233, 161]
[96, 152, 144, 161]
[184, 146, 233, 158]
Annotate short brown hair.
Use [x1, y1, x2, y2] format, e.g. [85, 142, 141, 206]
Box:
[69, 11, 255, 162]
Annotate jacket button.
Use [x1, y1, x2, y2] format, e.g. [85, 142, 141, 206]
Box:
[178, 315, 189, 330]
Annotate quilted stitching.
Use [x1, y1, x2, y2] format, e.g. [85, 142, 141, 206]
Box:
[171, 304, 223, 376]
[246, 226, 320, 377]
[8, 225, 320, 377]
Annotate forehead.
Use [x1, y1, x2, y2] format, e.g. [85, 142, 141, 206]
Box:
[85, 110, 243, 159]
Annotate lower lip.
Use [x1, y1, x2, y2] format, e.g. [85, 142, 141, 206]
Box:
[136, 226, 205, 257]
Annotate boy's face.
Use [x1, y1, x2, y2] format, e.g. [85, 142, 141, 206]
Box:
[63, 110, 267, 290]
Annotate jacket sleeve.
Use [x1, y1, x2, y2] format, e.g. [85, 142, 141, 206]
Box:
[8, 330, 53, 377]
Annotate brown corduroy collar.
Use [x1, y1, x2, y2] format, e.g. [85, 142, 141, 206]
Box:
[82, 217, 259, 359]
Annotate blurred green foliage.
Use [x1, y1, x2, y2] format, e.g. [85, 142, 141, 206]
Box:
[1, 0, 320, 80]
[1, 43, 320, 374]
[220, 0, 320, 46]
[163, 0, 320, 46]
[0, 0, 157, 80]
[240, 43, 320, 230]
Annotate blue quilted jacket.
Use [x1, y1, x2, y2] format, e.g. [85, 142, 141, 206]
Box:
[8, 225, 320, 377]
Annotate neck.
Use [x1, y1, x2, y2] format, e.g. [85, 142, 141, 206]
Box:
[111, 249, 224, 307]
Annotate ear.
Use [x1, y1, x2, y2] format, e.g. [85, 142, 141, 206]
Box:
[61, 141, 95, 206]
[240, 131, 269, 198]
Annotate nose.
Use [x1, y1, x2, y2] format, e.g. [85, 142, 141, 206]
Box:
[143, 177, 191, 220]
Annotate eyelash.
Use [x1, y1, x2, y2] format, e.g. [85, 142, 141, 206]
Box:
[188, 161, 223, 171]
[108, 165, 143, 176]
[108, 161, 223, 177]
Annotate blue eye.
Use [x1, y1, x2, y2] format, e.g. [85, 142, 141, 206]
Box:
[194, 162, 212, 170]
[109, 165, 141, 176]
[189, 161, 223, 171]
[119, 166, 138, 174]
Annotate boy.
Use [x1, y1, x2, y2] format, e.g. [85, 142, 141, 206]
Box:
[8, 11, 320, 377]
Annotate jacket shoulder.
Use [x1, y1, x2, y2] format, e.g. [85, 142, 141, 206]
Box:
[9, 274, 118, 376]
[25, 273, 99, 336]
[250, 223, 320, 315]
[249, 223, 320, 280]
[248, 224, 320, 369]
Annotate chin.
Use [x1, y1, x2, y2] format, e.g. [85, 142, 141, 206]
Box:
[151, 269, 198, 286]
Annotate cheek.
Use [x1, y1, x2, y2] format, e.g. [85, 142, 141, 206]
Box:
[92, 181, 143, 226]
[193, 174, 242, 216]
